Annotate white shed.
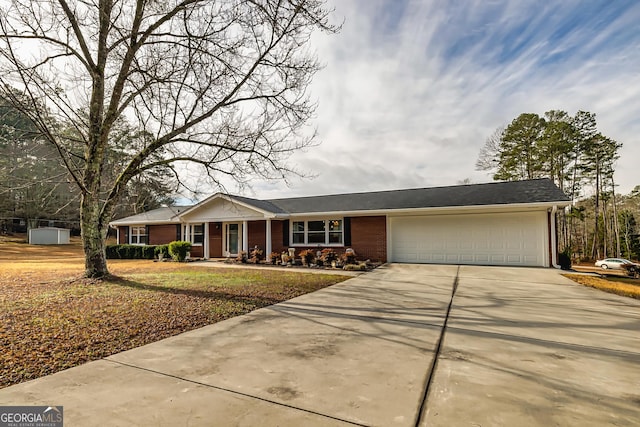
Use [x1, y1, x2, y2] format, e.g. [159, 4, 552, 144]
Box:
[28, 227, 71, 245]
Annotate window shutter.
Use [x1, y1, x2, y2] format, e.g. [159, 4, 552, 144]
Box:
[282, 220, 289, 246]
[145, 225, 150, 245]
[176, 224, 181, 241]
[124, 226, 129, 244]
[344, 217, 351, 246]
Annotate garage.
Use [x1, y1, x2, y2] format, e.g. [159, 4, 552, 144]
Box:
[389, 211, 548, 267]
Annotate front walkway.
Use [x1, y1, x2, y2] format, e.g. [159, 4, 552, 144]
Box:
[1, 265, 638, 426]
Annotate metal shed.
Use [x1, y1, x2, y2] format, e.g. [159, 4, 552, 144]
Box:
[28, 227, 71, 245]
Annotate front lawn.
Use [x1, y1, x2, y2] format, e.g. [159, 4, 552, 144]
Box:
[563, 273, 640, 299]
[0, 262, 348, 389]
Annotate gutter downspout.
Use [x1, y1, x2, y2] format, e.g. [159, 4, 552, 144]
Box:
[551, 205, 560, 269]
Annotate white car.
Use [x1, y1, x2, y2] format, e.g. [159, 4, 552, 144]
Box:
[594, 258, 635, 270]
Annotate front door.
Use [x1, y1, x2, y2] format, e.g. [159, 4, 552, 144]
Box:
[224, 223, 240, 256]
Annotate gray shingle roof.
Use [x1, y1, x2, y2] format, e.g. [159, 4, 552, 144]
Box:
[110, 179, 569, 224]
[264, 179, 570, 213]
[231, 195, 289, 214]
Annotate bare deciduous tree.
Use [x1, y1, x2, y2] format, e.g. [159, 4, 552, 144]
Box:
[0, 0, 337, 277]
[475, 126, 503, 173]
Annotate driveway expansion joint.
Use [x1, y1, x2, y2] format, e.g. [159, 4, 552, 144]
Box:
[104, 358, 369, 427]
[413, 265, 460, 427]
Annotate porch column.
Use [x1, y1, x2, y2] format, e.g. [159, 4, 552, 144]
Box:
[116, 227, 120, 245]
[203, 222, 210, 259]
[184, 223, 190, 242]
[242, 220, 248, 253]
[265, 219, 272, 261]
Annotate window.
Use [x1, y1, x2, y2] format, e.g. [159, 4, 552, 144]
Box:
[292, 221, 305, 244]
[307, 220, 325, 244]
[329, 220, 342, 243]
[290, 219, 343, 245]
[130, 226, 148, 245]
[188, 224, 204, 246]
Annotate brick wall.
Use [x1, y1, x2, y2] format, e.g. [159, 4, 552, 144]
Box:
[148, 224, 179, 245]
[116, 217, 388, 262]
[118, 227, 127, 244]
[271, 220, 285, 255]
[270, 216, 387, 262]
[248, 221, 266, 252]
[350, 216, 387, 262]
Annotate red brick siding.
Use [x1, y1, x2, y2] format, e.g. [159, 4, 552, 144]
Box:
[350, 216, 387, 262]
[209, 222, 223, 258]
[271, 221, 285, 255]
[116, 217, 388, 262]
[270, 217, 387, 262]
[190, 245, 204, 258]
[248, 221, 266, 251]
[118, 227, 127, 244]
[148, 224, 178, 245]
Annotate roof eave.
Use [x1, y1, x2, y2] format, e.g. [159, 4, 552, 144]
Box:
[109, 219, 181, 227]
[284, 200, 572, 217]
[178, 193, 277, 219]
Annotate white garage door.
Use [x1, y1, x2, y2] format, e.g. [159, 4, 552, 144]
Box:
[389, 212, 548, 267]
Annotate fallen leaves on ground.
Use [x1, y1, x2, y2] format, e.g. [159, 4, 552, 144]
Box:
[563, 274, 640, 299]
[0, 263, 348, 389]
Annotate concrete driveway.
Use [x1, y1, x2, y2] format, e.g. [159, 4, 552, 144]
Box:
[1, 264, 638, 426]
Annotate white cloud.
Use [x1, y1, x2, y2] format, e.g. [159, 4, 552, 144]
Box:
[221, 0, 640, 200]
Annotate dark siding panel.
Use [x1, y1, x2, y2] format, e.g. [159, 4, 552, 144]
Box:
[344, 217, 351, 246]
[282, 220, 289, 246]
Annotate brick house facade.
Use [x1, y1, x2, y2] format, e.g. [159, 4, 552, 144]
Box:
[109, 180, 570, 267]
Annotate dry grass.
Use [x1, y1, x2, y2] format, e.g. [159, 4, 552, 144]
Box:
[563, 274, 640, 299]
[0, 236, 349, 388]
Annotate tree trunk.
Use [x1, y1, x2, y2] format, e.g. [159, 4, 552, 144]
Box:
[602, 194, 608, 257]
[611, 177, 621, 257]
[591, 160, 600, 260]
[81, 193, 109, 278]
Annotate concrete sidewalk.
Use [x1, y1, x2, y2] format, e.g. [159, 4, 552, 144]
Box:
[1, 264, 638, 426]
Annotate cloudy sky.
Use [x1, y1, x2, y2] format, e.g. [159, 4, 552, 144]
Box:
[241, 0, 640, 200]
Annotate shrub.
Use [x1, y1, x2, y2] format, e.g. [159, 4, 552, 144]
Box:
[343, 263, 367, 271]
[236, 250, 247, 263]
[621, 263, 640, 278]
[249, 246, 263, 264]
[341, 248, 357, 265]
[558, 250, 571, 270]
[269, 252, 280, 264]
[106, 244, 157, 259]
[105, 244, 119, 259]
[320, 248, 338, 264]
[299, 249, 316, 266]
[154, 244, 170, 260]
[168, 241, 192, 262]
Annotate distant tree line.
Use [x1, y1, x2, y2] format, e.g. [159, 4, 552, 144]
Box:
[477, 110, 639, 261]
[0, 93, 176, 234]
